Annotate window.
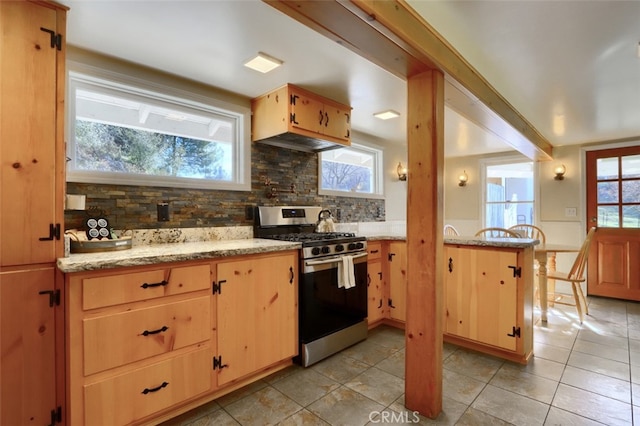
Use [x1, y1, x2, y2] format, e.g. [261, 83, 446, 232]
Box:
[595, 153, 640, 228]
[67, 70, 250, 190]
[483, 160, 535, 228]
[318, 142, 383, 198]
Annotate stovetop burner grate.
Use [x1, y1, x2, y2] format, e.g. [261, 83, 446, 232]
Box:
[266, 232, 357, 242]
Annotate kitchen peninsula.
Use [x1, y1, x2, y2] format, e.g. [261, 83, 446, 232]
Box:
[353, 223, 537, 365]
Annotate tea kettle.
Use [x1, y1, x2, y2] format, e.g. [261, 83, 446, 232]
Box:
[316, 209, 336, 233]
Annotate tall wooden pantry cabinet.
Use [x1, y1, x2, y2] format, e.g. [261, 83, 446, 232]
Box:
[0, 1, 67, 424]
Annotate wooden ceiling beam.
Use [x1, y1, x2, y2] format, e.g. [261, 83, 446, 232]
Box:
[265, 0, 553, 161]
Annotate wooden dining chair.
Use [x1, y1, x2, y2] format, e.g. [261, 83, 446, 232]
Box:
[443, 224, 460, 236]
[508, 224, 546, 243]
[546, 227, 597, 323]
[474, 227, 521, 238]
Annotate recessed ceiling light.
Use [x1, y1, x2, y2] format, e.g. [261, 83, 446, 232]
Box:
[244, 52, 283, 73]
[373, 110, 400, 120]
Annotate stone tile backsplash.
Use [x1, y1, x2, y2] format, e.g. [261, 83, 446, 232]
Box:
[65, 143, 385, 231]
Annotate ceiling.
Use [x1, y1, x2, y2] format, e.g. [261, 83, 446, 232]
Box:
[57, 0, 640, 159]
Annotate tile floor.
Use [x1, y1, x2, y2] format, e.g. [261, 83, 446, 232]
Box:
[163, 296, 640, 425]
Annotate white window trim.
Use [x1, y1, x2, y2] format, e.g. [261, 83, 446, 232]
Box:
[66, 62, 251, 191]
[318, 141, 385, 199]
[479, 155, 539, 227]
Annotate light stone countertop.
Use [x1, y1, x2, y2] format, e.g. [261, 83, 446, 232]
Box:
[443, 235, 539, 248]
[57, 239, 301, 273]
[57, 222, 538, 274]
[363, 233, 539, 248]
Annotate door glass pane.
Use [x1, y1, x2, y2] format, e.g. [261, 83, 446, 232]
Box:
[598, 206, 620, 227]
[597, 157, 619, 180]
[597, 181, 619, 203]
[622, 155, 640, 179]
[623, 206, 640, 228]
[622, 180, 640, 203]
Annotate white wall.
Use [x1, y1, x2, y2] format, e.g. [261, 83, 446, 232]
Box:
[384, 143, 408, 221]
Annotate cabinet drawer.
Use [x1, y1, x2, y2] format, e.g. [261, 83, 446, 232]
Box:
[82, 264, 210, 309]
[84, 348, 211, 425]
[367, 242, 382, 260]
[83, 296, 210, 376]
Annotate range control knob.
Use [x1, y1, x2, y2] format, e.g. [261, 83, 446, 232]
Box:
[321, 246, 331, 254]
[335, 244, 344, 252]
[348, 243, 357, 250]
[356, 242, 364, 249]
[311, 247, 321, 255]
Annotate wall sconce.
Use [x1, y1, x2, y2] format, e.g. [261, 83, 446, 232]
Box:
[397, 162, 407, 181]
[458, 170, 468, 187]
[554, 164, 566, 180]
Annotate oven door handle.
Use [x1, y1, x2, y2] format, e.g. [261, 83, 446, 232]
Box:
[304, 252, 367, 266]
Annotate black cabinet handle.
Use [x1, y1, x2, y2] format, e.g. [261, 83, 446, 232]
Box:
[388, 299, 396, 309]
[289, 266, 294, 284]
[141, 326, 169, 336]
[377, 299, 383, 309]
[319, 110, 324, 125]
[141, 280, 168, 289]
[141, 381, 169, 394]
[507, 326, 521, 338]
[39, 223, 60, 241]
[367, 273, 371, 287]
[448, 257, 453, 273]
[370, 249, 379, 254]
[324, 112, 329, 127]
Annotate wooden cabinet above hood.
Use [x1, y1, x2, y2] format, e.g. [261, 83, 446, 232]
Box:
[251, 84, 351, 152]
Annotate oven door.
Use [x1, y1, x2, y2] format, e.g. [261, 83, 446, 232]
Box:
[299, 252, 368, 344]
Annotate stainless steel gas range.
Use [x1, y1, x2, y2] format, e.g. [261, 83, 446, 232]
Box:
[254, 206, 368, 367]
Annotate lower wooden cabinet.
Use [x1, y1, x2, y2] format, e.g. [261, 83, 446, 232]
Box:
[83, 296, 211, 376]
[83, 348, 211, 425]
[1, 268, 58, 426]
[365, 240, 405, 327]
[367, 259, 385, 324]
[443, 244, 533, 364]
[66, 251, 298, 425]
[387, 242, 407, 322]
[216, 252, 297, 385]
[367, 240, 533, 364]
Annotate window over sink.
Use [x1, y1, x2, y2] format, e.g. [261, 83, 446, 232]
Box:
[318, 142, 384, 199]
[67, 69, 250, 190]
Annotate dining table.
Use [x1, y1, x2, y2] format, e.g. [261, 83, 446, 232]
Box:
[534, 243, 582, 322]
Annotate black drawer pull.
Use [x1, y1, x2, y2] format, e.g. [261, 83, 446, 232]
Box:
[141, 381, 169, 394]
[370, 249, 379, 254]
[141, 326, 168, 336]
[289, 266, 294, 284]
[141, 280, 168, 289]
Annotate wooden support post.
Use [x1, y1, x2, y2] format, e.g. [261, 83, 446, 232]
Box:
[404, 69, 444, 419]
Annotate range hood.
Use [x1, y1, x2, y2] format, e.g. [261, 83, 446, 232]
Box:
[253, 132, 345, 153]
[251, 83, 351, 153]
